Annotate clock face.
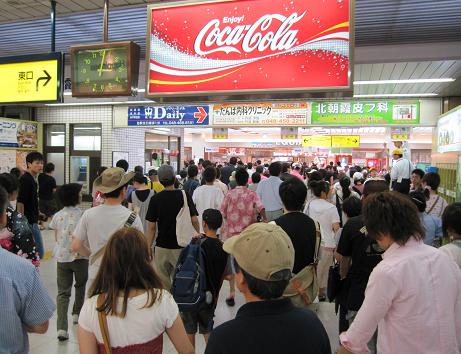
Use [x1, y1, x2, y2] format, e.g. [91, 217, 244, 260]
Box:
[72, 47, 129, 95]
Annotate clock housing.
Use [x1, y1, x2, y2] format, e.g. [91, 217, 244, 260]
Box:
[70, 41, 140, 97]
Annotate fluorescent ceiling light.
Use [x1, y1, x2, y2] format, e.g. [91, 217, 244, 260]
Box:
[45, 100, 153, 107]
[354, 78, 455, 85]
[354, 93, 438, 98]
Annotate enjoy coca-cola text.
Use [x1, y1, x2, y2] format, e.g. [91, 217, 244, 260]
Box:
[194, 12, 306, 56]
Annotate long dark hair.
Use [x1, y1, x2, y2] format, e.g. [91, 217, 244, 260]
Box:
[309, 180, 330, 198]
[339, 176, 352, 199]
[89, 227, 164, 317]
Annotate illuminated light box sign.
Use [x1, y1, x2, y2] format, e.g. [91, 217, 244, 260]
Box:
[312, 100, 420, 125]
[212, 102, 309, 126]
[437, 106, 461, 153]
[146, 0, 351, 97]
[0, 118, 43, 150]
[127, 105, 209, 126]
[0, 52, 63, 104]
[302, 135, 359, 148]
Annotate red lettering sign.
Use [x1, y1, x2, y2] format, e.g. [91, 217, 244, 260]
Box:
[146, 0, 351, 97]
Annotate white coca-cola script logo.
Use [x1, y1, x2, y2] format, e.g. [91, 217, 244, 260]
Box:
[194, 12, 306, 55]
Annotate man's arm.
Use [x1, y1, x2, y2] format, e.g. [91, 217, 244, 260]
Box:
[191, 216, 200, 233]
[25, 321, 49, 334]
[71, 237, 91, 257]
[146, 221, 157, 249]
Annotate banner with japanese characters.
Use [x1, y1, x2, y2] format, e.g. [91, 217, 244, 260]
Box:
[212, 102, 309, 126]
[311, 101, 420, 125]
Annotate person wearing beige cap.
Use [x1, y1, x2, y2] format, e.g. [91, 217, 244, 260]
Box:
[71, 167, 144, 296]
[205, 223, 331, 354]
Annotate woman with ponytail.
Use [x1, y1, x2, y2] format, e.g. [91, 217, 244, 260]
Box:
[333, 177, 360, 226]
[422, 172, 448, 218]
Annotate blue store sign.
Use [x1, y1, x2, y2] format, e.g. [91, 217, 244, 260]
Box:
[128, 105, 209, 126]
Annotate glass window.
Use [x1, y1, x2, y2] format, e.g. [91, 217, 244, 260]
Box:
[72, 124, 101, 151]
[46, 124, 65, 147]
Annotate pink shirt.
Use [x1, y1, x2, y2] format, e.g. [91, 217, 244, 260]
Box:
[340, 238, 461, 354]
[220, 186, 264, 238]
[291, 170, 304, 181]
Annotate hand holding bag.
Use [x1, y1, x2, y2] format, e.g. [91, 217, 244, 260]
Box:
[176, 190, 196, 247]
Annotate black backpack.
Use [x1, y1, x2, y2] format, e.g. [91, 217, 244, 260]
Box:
[171, 238, 208, 312]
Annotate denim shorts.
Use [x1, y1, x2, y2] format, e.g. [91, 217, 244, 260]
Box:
[180, 305, 215, 334]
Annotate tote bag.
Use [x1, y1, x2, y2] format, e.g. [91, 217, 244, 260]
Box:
[176, 190, 196, 247]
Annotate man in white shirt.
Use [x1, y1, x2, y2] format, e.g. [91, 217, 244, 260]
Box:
[193, 166, 225, 233]
[256, 162, 284, 221]
[71, 167, 144, 295]
[390, 149, 414, 195]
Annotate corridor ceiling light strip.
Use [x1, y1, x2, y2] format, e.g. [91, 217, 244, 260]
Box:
[353, 78, 455, 85]
[353, 93, 438, 98]
[45, 101, 153, 107]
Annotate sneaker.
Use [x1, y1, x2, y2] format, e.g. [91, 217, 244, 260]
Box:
[72, 314, 79, 324]
[57, 330, 69, 341]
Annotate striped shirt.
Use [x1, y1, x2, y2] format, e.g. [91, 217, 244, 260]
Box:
[0, 247, 55, 354]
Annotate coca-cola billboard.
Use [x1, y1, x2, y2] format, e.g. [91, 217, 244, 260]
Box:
[146, 0, 352, 97]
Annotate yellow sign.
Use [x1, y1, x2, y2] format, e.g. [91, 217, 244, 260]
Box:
[301, 135, 332, 147]
[331, 135, 360, 147]
[0, 54, 62, 103]
[391, 133, 409, 140]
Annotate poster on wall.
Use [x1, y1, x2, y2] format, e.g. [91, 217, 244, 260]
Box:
[311, 100, 420, 125]
[0, 150, 17, 173]
[112, 151, 129, 167]
[146, 0, 352, 97]
[212, 102, 309, 126]
[0, 118, 42, 150]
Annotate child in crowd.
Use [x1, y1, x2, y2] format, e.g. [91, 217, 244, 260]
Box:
[49, 183, 88, 342]
[181, 209, 230, 348]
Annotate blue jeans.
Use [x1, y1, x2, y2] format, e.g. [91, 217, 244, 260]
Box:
[30, 223, 44, 259]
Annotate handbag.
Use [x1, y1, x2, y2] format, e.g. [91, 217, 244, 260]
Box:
[176, 190, 196, 247]
[97, 294, 112, 354]
[327, 260, 341, 302]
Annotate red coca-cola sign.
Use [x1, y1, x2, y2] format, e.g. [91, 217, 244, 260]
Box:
[146, 0, 351, 97]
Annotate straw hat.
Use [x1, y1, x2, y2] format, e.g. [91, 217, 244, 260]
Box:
[93, 167, 135, 194]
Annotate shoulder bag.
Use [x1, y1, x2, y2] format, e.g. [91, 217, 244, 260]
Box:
[97, 294, 112, 354]
[90, 211, 137, 266]
[427, 195, 441, 215]
[176, 190, 196, 247]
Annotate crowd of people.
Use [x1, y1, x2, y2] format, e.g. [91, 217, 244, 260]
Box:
[0, 151, 460, 354]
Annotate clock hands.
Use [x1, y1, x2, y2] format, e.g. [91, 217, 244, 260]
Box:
[98, 49, 106, 77]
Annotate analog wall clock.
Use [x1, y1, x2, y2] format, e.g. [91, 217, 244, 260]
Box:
[70, 41, 140, 97]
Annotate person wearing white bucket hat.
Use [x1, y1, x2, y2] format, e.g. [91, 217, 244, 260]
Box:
[71, 167, 144, 297]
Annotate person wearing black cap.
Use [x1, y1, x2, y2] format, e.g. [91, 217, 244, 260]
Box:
[181, 209, 230, 349]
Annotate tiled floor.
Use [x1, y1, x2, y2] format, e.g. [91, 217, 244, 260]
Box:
[29, 230, 340, 354]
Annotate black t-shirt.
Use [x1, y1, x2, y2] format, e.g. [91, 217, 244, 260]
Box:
[38, 173, 57, 200]
[205, 299, 331, 354]
[127, 189, 152, 203]
[145, 189, 198, 249]
[17, 172, 39, 224]
[220, 165, 235, 185]
[275, 212, 316, 274]
[201, 237, 229, 302]
[336, 215, 384, 311]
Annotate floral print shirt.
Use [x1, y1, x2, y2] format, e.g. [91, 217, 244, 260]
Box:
[0, 205, 40, 267]
[220, 186, 264, 239]
[49, 206, 85, 262]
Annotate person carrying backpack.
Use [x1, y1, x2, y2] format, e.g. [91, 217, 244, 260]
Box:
[172, 209, 230, 349]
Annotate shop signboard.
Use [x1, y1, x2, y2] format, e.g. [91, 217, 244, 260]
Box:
[331, 135, 360, 147]
[0, 118, 42, 150]
[312, 100, 420, 125]
[127, 105, 209, 126]
[213, 102, 309, 126]
[281, 127, 298, 140]
[301, 135, 331, 147]
[437, 106, 461, 153]
[146, 0, 352, 97]
[0, 53, 64, 104]
[212, 128, 228, 139]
